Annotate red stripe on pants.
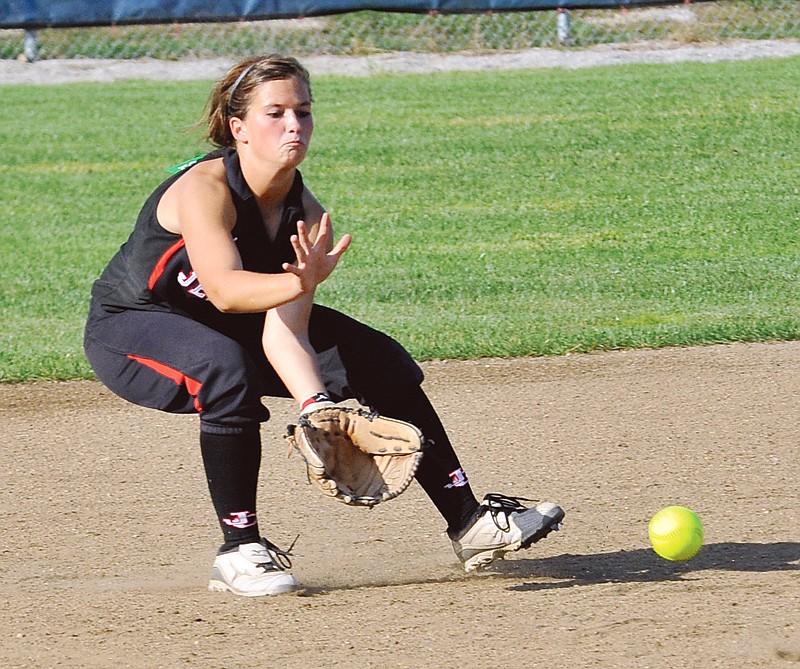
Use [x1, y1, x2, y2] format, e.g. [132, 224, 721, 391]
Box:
[127, 354, 204, 412]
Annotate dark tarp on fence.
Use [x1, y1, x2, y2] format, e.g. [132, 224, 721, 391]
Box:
[1, 1, 710, 29]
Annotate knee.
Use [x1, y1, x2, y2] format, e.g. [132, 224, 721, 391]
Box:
[195, 340, 270, 430]
[308, 305, 424, 398]
[340, 330, 424, 396]
[373, 333, 424, 387]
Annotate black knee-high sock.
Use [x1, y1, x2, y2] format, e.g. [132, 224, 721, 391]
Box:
[367, 387, 480, 534]
[199, 428, 262, 550]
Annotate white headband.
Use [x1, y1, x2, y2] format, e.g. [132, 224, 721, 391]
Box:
[227, 62, 257, 110]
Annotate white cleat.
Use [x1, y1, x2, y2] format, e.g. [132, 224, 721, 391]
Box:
[208, 539, 299, 597]
[451, 494, 565, 573]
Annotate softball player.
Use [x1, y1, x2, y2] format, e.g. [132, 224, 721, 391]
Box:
[84, 54, 563, 596]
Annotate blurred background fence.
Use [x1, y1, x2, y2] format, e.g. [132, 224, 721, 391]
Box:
[1, 0, 798, 61]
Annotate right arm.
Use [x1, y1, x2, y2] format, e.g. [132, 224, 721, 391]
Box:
[158, 162, 347, 313]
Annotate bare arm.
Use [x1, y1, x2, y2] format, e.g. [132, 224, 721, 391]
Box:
[161, 162, 350, 313]
[264, 193, 351, 406]
[263, 294, 326, 405]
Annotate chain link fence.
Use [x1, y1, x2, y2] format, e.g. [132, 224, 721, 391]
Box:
[1, 1, 798, 61]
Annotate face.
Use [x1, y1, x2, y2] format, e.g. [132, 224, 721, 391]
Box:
[230, 76, 313, 168]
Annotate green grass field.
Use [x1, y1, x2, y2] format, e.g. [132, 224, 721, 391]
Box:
[1, 56, 798, 382]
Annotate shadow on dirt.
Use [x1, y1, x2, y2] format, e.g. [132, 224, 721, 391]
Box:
[294, 542, 800, 596]
[500, 542, 800, 591]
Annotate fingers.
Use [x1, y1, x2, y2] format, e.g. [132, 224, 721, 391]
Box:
[283, 215, 351, 290]
[331, 233, 352, 257]
[281, 261, 301, 277]
[312, 213, 334, 252]
[316, 212, 331, 234]
[290, 220, 311, 262]
[290, 215, 329, 260]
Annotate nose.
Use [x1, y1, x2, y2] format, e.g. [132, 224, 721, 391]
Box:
[285, 110, 303, 132]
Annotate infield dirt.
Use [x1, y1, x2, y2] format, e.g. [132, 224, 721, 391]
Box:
[2, 341, 798, 668]
[3, 38, 800, 668]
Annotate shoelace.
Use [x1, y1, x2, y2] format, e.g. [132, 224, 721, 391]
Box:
[253, 536, 299, 571]
[482, 494, 534, 532]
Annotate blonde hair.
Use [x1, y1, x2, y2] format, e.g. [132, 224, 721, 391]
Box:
[203, 54, 312, 148]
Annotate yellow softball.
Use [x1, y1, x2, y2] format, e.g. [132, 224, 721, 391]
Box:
[648, 506, 703, 561]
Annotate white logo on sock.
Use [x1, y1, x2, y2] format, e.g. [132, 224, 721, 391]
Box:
[445, 468, 469, 489]
[222, 511, 257, 529]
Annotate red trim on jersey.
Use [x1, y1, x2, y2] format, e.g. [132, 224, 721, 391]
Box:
[127, 354, 203, 412]
[148, 238, 186, 290]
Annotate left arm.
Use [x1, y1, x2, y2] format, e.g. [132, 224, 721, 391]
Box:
[263, 293, 325, 406]
[264, 192, 350, 407]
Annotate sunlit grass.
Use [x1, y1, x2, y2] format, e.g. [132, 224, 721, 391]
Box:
[1, 56, 798, 380]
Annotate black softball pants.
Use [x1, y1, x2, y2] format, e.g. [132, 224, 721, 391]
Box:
[84, 303, 479, 539]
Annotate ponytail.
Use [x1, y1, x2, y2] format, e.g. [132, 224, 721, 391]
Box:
[202, 54, 312, 148]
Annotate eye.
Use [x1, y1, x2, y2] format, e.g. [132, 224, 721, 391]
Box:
[297, 110, 312, 118]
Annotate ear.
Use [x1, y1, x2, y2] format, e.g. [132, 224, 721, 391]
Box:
[229, 116, 247, 143]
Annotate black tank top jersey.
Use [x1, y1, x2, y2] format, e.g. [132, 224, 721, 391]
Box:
[91, 148, 305, 331]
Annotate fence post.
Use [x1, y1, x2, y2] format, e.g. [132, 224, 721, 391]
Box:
[22, 30, 39, 62]
[557, 8, 572, 46]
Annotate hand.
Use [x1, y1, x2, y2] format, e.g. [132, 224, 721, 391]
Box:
[282, 213, 352, 293]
